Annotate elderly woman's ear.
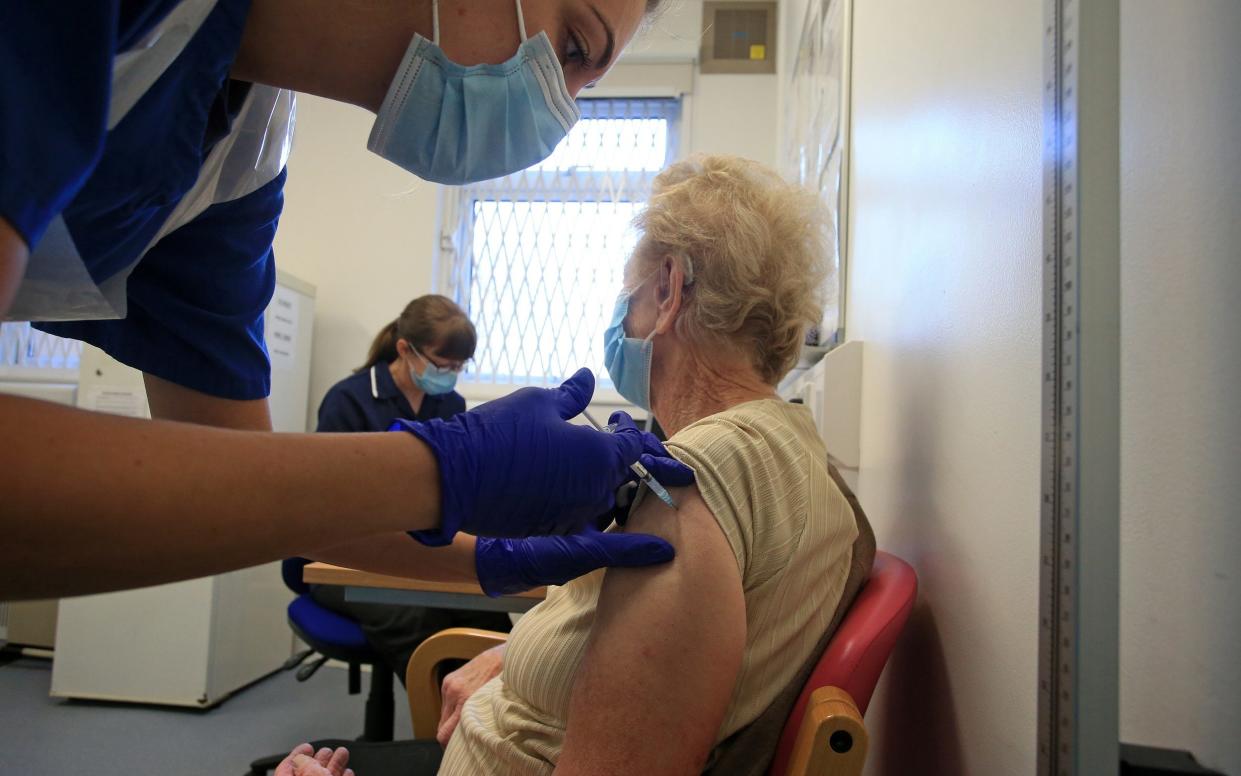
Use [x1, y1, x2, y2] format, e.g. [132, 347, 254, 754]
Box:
[652, 256, 690, 336]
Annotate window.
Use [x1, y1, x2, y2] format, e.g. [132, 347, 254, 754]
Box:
[782, 0, 850, 348]
[0, 322, 82, 372]
[441, 98, 680, 390]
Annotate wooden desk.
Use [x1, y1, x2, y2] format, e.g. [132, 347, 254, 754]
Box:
[303, 563, 546, 614]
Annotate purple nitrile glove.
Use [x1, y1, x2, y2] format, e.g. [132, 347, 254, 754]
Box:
[607, 411, 696, 489]
[390, 368, 693, 546]
[474, 527, 676, 597]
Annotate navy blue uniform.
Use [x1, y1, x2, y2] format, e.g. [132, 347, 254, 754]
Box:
[311, 362, 510, 681]
[2, 0, 291, 399]
[316, 364, 466, 433]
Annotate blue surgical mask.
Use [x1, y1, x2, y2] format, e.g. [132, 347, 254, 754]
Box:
[367, 0, 580, 185]
[603, 287, 655, 411]
[411, 348, 459, 396]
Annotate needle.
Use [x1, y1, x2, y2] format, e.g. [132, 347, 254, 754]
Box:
[583, 410, 679, 510]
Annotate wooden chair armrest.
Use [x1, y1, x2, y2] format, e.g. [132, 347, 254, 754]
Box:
[785, 686, 869, 776]
[406, 627, 510, 738]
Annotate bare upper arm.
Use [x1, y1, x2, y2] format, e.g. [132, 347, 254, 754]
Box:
[143, 372, 272, 430]
[555, 485, 747, 776]
[0, 216, 29, 316]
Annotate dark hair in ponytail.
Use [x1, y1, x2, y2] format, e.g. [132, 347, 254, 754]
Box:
[356, 295, 477, 373]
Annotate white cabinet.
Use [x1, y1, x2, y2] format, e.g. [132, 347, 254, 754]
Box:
[50, 568, 296, 706]
[49, 271, 316, 707]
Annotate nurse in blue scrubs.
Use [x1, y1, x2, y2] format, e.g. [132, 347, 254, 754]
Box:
[318, 296, 472, 437]
[311, 296, 511, 679]
[0, 0, 691, 601]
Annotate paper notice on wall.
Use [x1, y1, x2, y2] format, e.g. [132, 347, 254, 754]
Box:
[82, 386, 149, 418]
[268, 286, 300, 371]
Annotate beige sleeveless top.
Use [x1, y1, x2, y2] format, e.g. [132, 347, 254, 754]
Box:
[440, 399, 858, 775]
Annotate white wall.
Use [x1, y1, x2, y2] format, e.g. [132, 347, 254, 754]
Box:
[1118, 2, 1241, 772]
[274, 96, 439, 429]
[844, 0, 1044, 773]
[841, 1, 1240, 773]
[676, 0, 779, 167]
[275, 0, 777, 423]
[689, 74, 778, 168]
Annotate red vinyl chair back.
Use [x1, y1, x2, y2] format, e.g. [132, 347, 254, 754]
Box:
[767, 551, 918, 776]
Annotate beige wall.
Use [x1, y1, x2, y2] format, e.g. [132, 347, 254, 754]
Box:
[275, 0, 777, 426]
[689, 74, 778, 168]
[1118, 2, 1241, 772]
[273, 95, 439, 429]
[844, 0, 1044, 772]
[841, 1, 1239, 773]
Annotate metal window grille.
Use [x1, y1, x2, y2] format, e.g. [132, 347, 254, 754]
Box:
[0, 321, 82, 372]
[440, 98, 681, 388]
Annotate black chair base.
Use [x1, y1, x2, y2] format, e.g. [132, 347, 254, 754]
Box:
[361, 662, 395, 742]
[284, 616, 397, 741]
[246, 739, 444, 776]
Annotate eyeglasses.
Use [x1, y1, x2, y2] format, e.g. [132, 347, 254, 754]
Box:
[412, 346, 467, 373]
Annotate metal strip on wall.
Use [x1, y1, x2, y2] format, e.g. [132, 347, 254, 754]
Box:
[1037, 1, 1121, 773]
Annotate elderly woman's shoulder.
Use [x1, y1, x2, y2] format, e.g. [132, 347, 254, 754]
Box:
[668, 399, 820, 457]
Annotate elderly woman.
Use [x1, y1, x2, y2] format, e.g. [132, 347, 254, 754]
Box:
[278, 155, 862, 776]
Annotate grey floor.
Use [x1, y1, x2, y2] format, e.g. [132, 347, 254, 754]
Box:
[0, 655, 413, 775]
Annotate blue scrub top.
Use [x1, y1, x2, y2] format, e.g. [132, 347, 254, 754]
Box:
[1, 0, 287, 400]
[316, 362, 466, 433]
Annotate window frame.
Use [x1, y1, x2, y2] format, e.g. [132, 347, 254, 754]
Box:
[0, 322, 83, 383]
[435, 97, 684, 405]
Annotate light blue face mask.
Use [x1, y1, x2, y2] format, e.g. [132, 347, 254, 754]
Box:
[603, 283, 656, 411]
[367, 0, 581, 185]
[410, 347, 459, 396]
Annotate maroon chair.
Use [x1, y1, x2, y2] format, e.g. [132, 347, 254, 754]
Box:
[392, 551, 917, 776]
[767, 551, 918, 776]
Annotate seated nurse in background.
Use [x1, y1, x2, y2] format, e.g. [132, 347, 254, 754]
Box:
[428, 154, 863, 775]
[317, 294, 473, 433]
[311, 295, 511, 681]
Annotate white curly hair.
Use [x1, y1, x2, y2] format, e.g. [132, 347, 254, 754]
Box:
[627, 154, 832, 384]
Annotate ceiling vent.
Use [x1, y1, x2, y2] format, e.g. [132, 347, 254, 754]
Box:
[700, 2, 777, 74]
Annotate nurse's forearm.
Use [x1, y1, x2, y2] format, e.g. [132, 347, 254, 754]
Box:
[0, 394, 442, 600]
[307, 532, 479, 587]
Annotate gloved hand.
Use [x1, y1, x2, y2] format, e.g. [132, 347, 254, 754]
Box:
[474, 527, 676, 597]
[390, 368, 694, 545]
[608, 410, 696, 489]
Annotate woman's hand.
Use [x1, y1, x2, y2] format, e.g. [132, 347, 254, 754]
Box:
[437, 644, 506, 746]
[275, 744, 353, 776]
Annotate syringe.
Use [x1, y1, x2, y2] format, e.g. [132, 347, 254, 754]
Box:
[583, 410, 679, 510]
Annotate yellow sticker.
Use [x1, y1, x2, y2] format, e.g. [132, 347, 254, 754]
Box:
[749, 44, 766, 60]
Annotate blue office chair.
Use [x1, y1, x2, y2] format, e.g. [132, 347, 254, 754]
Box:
[246, 559, 396, 775]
